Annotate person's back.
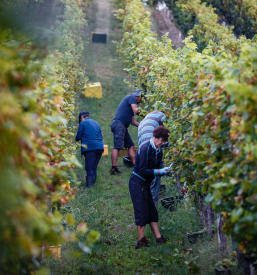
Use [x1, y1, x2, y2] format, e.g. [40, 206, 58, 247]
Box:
[75, 112, 104, 188]
[76, 117, 103, 153]
[138, 111, 165, 147]
[114, 94, 137, 128]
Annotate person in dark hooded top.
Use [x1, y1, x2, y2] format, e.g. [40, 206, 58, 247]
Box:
[75, 111, 104, 188]
[129, 126, 171, 249]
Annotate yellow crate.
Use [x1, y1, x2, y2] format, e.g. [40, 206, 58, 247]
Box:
[118, 146, 138, 157]
[47, 245, 61, 259]
[102, 145, 108, 156]
[84, 82, 102, 99]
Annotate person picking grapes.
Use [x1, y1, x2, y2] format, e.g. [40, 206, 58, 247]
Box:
[138, 110, 169, 208]
[129, 126, 171, 249]
[110, 89, 144, 175]
[75, 111, 104, 188]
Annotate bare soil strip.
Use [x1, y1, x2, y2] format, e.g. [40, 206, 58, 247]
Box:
[94, 0, 111, 34]
[151, 7, 185, 49]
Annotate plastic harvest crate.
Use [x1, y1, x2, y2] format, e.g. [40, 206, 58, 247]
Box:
[84, 82, 102, 98]
[214, 267, 235, 275]
[187, 229, 208, 244]
[161, 195, 184, 211]
[91, 32, 107, 43]
[118, 146, 138, 157]
[47, 245, 61, 259]
[102, 145, 108, 156]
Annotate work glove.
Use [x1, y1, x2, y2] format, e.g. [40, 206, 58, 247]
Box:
[161, 114, 166, 122]
[154, 167, 171, 176]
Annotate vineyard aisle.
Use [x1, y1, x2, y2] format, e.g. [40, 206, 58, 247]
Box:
[72, 4, 165, 273]
[47, 0, 231, 274]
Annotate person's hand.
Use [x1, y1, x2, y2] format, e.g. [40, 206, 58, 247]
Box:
[154, 167, 171, 176]
[161, 167, 171, 175]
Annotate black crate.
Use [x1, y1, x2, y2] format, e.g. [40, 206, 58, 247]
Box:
[161, 195, 184, 211]
[92, 33, 107, 43]
[215, 267, 236, 275]
[123, 156, 133, 168]
[187, 229, 208, 244]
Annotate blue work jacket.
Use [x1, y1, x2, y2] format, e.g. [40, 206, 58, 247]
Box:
[132, 139, 163, 186]
[75, 117, 104, 154]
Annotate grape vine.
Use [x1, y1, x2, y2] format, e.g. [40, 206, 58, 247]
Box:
[0, 0, 99, 273]
[115, 0, 257, 261]
[203, 0, 257, 39]
[164, 0, 257, 50]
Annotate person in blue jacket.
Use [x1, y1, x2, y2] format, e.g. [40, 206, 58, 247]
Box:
[129, 126, 171, 249]
[75, 111, 104, 188]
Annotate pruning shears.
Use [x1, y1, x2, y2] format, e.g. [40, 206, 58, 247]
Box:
[164, 163, 173, 176]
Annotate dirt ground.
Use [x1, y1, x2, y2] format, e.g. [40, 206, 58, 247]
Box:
[151, 7, 185, 49]
[94, 0, 112, 34]
[145, 6, 162, 39]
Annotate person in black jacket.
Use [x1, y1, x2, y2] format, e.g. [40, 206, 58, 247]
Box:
[75, 111, 104, 188]
[129, 126, 171, 249]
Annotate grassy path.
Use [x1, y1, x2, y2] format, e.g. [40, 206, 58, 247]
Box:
[47, 1, 232, 274]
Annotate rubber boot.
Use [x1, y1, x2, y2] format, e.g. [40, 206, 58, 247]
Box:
[86, 176, 95, 188]
[93, 170, 97, 184]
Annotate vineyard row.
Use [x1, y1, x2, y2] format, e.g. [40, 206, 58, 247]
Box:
[0, 0, 98, 273]
[164, 0, 257, 39]
[115, 0, 257, 264]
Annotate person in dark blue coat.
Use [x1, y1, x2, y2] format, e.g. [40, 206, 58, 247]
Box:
[129, 126, 171, 249]
[75, 111, 104, 188]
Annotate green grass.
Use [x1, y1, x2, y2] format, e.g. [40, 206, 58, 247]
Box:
[46, 1, 243, 274]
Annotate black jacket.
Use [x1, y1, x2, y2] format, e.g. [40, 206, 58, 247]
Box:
[133, 139, 163, 186]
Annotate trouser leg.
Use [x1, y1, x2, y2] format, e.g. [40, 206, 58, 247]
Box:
[150, 176, 161, 208]
[92, 150, 103, 183]
[93, 171, 96, 183]
[86, 176, 94, 188]
[84, 151, 96, 188]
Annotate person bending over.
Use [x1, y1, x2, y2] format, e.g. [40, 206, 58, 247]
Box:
[138, 110, 169, 208]
[75, 111, 104, 188]
[110, 89, 144, 175]
[129, 126, 171, 249]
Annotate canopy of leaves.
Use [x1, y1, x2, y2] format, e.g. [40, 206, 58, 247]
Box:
[115, 0, 257, 259]
[203, 0, 257, 39]
[0, 0, 97, 273]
